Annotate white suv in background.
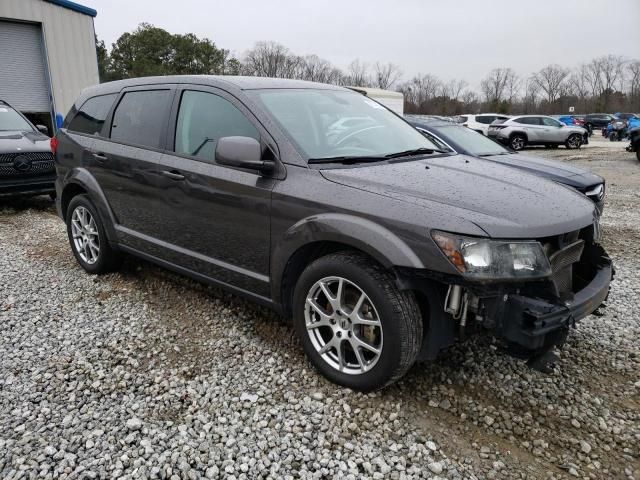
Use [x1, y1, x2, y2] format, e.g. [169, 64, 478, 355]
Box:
[456, 114, 511, 135]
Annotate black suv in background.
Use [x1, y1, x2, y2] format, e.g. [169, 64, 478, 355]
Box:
[584, 113, 615, 134]
[54, 76, 612, 391]
[0, 100, 54, 197]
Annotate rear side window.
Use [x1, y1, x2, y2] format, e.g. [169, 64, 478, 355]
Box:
[67, 94, 117, 135]
[476, 115, 495, 124]
[174, 90, 259, 161]
[110, 90, 172, 149]
[514, 117, 539, 125]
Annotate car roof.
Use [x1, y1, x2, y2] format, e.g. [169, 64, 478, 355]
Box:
[73, 75, 347, 108]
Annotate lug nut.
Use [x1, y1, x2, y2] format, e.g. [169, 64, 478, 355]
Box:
[337, 332, 342, 338]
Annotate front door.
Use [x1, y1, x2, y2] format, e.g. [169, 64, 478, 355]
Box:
[148, 87, 277, 297]
[540, 117, 565, 143]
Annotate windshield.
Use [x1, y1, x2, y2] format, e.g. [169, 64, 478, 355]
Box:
[248, 89, 438, 160]
[0, 105, 33, 131]
[436, 125, 509, 156]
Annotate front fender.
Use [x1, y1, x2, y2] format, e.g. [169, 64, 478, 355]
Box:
[271, 213, 425, 304]
[62, 168, 118, 245]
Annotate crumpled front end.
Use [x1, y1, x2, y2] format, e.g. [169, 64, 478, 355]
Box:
[400, 222, 614, 365]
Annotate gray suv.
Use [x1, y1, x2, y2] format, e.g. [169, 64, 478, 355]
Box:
[488, 115, 587, 151]
[54, 76, 612, 391]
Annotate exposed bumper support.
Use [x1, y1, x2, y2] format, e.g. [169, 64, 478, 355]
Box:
[488, 257, 613, 352]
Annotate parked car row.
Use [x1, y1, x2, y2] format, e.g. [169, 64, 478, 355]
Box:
[406, 116, 605, 212]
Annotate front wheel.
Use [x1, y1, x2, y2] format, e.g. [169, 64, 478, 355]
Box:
[565, 133, 582, 149]
[293, 252, 422, 391]
[509, 134, 526, 151]
[66, 194, 121, 274]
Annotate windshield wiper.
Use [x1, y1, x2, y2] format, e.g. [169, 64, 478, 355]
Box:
[308, 155, 386, 165]
[478, 152, 511, 157]
[384, 147, 447, 159]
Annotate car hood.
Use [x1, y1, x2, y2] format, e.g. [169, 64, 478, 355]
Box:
[320, 154, 597, 239]
[479, 152, 603, 189]
[0, 130, 51, 154]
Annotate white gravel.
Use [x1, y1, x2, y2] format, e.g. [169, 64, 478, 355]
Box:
[1, 145, 639, 479]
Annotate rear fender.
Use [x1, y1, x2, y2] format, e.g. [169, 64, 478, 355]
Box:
[62, 168, 118, 245]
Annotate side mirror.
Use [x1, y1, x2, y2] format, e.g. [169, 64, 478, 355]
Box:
[215, 136, 274, 174]
[36, 124, 49, 135]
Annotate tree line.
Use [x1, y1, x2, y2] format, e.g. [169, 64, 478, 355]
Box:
[97, 24, 640, 115]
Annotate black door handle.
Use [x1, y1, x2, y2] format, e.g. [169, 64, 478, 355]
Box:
[161, 170, 185, 181]
[92, 152, 108, 162]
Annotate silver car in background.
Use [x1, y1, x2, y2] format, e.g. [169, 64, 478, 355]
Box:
[488, 115, 587, 151]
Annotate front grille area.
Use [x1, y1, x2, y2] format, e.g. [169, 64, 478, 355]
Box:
[548, 239, 585, 296]
[0, 152, 55, 178]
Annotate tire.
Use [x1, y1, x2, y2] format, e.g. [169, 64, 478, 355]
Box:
[565, 133, 582, 149]
[509, 134, 526, 151]
[585, 123, 593, 136]
[292, 251, 422, 391]
[66, 194, 121, 274]
[608, 132, 616, 142]
[636, 149, 640, 162]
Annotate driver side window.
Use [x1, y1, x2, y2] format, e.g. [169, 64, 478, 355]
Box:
[175, 90, 259, 162]
[541, 117, 562, 127]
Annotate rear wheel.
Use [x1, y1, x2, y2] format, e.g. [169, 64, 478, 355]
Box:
[66, 195, 121, 274]
[509, 134, 526, 151]
[565, 133, 582, 149]
[293, 252, 422, 391]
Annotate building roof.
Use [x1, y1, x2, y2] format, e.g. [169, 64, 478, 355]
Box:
[43, 0, 97, 17]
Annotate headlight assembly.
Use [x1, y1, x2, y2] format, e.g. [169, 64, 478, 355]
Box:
[432, 231, 552, 280]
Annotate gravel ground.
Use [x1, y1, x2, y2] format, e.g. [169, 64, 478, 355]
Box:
[1, 141, 639, 480]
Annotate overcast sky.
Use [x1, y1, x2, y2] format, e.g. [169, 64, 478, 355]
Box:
[83, 0, 640, 89]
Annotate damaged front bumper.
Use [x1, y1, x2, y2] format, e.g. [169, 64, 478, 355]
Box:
[398, 243, 614, 362]
[485, 255, 613, 352]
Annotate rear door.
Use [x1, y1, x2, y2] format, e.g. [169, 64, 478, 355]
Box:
[475, 115, 496, 135]
[148, 85, 278, 296]
[60, 93, 118, 182]
[90, 86, 174, 242]
[513, 117, 541, 141]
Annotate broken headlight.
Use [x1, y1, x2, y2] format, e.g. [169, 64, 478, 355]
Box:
[432, 231, 552, 280]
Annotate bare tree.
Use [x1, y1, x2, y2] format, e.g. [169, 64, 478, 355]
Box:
[346, 59, 370, 87]
[522, 78, 540, 113]
[297, 54, 344, 83]
[626, 60, 640, 97]
[242, 41, 300, 78]
[531, 64, 570, 104]
[480, 68, 519, 106]
[373, 62, 402, 89]
[567, 65, 590, 98]
[443, 79, 468, 102]
[398, 74, 442, 112]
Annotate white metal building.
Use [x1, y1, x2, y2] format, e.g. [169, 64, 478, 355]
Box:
[0, 0, 99, 133]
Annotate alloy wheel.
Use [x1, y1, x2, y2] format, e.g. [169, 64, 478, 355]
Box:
[511, 136, 525, 150]
[70, 206, 100, 264]
[567, 134, 582, 148]
[304, 276, 383, 375]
